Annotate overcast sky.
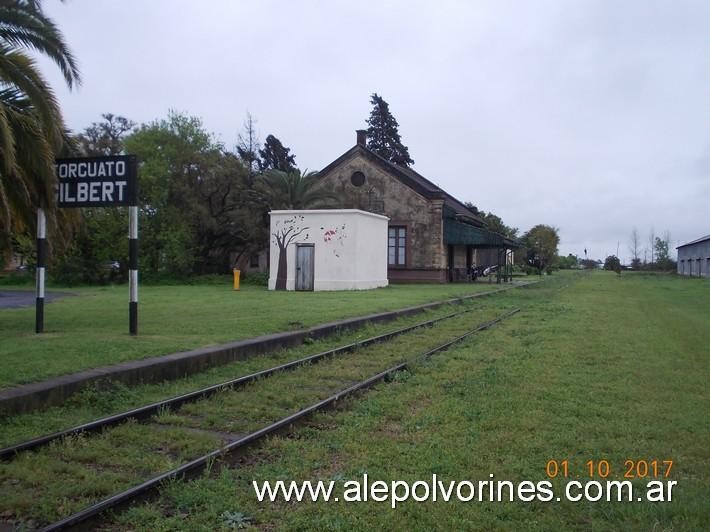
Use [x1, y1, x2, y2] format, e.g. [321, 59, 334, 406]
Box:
[39, 0, 710, 262]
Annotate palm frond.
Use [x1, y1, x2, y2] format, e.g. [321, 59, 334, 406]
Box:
[0, 46, 63, 144]
[0, 0, 80, 87]
[0, 0, 76, 253]
[255, 169, 337, 210]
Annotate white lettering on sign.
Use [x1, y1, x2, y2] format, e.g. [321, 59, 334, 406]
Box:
[102, 181, 114, 201]
[55, 157, 133, 207]
[55, 181, 127, 204]
[56, 160, 128, 179]
[115, 181, 126, 201]
[77, 182, 88, 202]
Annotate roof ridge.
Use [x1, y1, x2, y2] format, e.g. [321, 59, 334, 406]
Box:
[318, 142, 484, 225]
[677, 234, 710, 248]
[369, 150, 484, 223]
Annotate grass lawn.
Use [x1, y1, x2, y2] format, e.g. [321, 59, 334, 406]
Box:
[0, 280, 510, 388]
[106, 272, 708, 530]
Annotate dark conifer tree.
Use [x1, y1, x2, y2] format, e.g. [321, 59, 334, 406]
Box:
[365, 93, 414, 167]
[258, 134, 297, 172]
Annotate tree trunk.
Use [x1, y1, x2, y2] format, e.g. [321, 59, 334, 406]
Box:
[275, 244, 287, 290]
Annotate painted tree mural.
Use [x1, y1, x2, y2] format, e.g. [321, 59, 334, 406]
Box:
[272, 215, 309, 290]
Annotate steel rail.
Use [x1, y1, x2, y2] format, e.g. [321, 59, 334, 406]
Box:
[40, 308, 519, 531]
[1, 306, 479, 460]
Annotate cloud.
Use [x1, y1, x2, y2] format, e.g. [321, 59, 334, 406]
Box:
[38, 0, 710, 262]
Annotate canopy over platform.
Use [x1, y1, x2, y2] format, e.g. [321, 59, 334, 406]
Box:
[443, 217, 520, 249]
[442, 209, 520, 284]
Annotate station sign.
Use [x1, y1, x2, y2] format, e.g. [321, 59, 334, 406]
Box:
[55, 155, 137, 207]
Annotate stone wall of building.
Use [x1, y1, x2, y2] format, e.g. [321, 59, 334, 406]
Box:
[452, 245, 468, 268]
[317, 151, 445, 277]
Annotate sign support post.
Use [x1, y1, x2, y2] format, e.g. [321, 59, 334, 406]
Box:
[129, 205, 138, 335]
[35, 208, 46, 333]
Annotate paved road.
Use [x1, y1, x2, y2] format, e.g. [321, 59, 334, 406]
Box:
[0, 290, 75, 309]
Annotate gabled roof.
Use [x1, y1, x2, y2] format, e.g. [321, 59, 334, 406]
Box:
[318, 144, 486, 227]
[677, 234, 710, 249]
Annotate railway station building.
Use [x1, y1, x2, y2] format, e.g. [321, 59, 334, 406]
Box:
[315, 130, 518, 283]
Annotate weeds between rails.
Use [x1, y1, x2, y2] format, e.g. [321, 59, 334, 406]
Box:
[1, 305, 478, 461]
[1, 305, 517, 528]
[39, 309, 519, 531]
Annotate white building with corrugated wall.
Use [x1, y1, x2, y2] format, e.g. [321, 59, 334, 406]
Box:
[677, 234, 710, 277]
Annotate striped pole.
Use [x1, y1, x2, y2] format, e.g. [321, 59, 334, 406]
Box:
[35, 208, 46, 333]
[129, 205, 138, 335]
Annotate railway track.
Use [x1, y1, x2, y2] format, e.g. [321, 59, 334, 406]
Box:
[0, 307, 519, 530]
[0, 306, 477, 460]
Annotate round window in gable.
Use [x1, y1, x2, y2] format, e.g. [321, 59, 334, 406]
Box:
[350, 171, 366, 187]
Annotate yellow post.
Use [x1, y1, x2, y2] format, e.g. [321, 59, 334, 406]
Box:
[233, 269, 240, 290]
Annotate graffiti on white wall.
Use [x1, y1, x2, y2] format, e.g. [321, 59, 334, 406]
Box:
[321, 224, 348, 258]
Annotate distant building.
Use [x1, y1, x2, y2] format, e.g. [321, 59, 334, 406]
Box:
[676, 234, 710, 278]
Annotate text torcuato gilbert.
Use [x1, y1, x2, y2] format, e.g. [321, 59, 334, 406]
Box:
[58, 159, 128, 179]
[55, 158, 134, 206]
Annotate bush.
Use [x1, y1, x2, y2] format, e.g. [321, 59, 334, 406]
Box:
[604, 255, 622, 272]
[0, 271, 34, 286]
[51, 254, 87, 286]
[240, 271, 268, 286]
[51, 250, 125, 286]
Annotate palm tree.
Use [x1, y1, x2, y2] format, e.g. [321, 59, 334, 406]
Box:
[255, 169, 337, 210]
[0, 0, 80, 252]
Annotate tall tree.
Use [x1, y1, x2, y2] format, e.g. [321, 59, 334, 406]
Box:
[258, 134, 297, 172]
[654, 231, 675, 271]
[629, 227, 641, 269]
[648, 227, 656, 265]
[236, 112, 260, 180]
[365, 93, 414, 167]
[77, 113, 135, 156]
[0, 0, 80, 253]
[124, 111, 250, 275]
[56, 111, 264, 281]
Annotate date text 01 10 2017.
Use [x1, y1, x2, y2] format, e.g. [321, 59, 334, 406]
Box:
[546, 459, 674, 479]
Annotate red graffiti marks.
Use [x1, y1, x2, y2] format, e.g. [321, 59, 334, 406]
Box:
[321, 225, 348, 257]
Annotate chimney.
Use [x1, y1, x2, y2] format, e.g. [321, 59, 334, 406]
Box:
[356, 129, 367, 147]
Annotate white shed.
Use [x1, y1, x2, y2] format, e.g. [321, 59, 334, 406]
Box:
[268, 209, 389, 291]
